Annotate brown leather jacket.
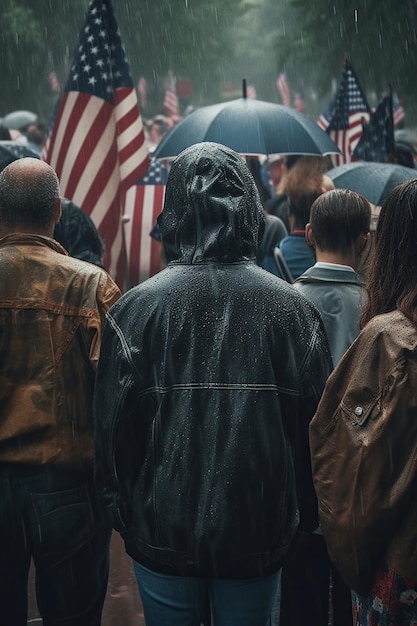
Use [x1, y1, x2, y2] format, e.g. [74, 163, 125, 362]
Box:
[0, 234, 121, 468]
[310, 310, 417, 594]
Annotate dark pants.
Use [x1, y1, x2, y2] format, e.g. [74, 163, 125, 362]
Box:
[279, 533, 352, 626]
[0, 463, 111, 626]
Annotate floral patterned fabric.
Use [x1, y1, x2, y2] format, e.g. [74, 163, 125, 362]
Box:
[352, 561, 417, 626]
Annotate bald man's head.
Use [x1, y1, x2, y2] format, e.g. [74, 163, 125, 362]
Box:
[0, 158, 61, 234]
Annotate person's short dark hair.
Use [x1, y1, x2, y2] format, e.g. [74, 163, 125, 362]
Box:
[0, 157, 59, 230]
[152, 116, 168, 138]
[26, 122, 46, 146]
[288, 191, 321, 229]
[309, 188, 371, 254]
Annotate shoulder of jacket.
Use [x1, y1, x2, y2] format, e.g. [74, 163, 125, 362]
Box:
[362, 311, 417, 353]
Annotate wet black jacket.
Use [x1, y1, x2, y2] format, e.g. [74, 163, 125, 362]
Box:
[94, 142, 331, 578]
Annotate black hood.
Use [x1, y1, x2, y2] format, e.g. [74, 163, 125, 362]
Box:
[158, 142, 265, 263]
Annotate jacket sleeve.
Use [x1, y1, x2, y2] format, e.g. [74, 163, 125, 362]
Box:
[309, 324, 417, 594]
[86, 273, 121, 368]
[93, 310, 143, 532]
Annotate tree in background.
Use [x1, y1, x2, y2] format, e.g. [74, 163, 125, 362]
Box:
[0, 0, 251, 121]
[1, 0, 416, 125]
[0, 0, 86, 116]
[272, 0, 417, 122]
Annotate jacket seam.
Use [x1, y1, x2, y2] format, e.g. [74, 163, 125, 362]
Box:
[0, 298, 99, 318]
[105, 312, 140, 380]
[110, 374, 136, 530]
[136, 382, 300, 399]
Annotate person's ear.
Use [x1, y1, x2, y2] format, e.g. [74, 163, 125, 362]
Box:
[357, 231, 370, 254]
[54, 197, 62, 224]
[305, 223, 315, 248]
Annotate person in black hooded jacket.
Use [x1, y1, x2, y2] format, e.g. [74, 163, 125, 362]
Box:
[93, 142, 332, 626]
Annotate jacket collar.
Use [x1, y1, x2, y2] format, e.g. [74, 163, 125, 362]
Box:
[0, 233, 69, 256]
[294, 263, 363, 285]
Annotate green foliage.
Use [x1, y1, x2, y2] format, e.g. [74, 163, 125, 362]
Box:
[117, 0, 252, 111]
[0, 0, 86, 117]
[274, 0, 417, 121]
[0, 0, 252, 120]
[1, 0, 415, 125]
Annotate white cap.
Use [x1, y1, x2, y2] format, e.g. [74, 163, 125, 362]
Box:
[267, 154, 284, 164]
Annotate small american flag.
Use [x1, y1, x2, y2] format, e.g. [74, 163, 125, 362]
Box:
[276, 73, 291, 107]
[318, 61, 370, 166]
[393, 91, 405, 128]
[123, 160, 168, 287]
[352, 94, 394, 163]
[48, 70, 61, 93]
[42, 0, 149, 287]
[137, 76, 147, 109]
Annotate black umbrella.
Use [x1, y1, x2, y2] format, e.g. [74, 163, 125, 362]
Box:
[327, 161, 417, 206]
[0, 141, 40, 171]
[153, 97, 340, 159]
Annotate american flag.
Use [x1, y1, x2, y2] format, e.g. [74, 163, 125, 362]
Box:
[48, 70, 61, 93]
[352, 94, 394, 163]
[393, 91, 405, 128]
[317, 61, 370, 166]
[137, 76, 147, 110]
[42, 0, 149, 287]
[276, 73, 291, 107]
[123, 160, 168, 287]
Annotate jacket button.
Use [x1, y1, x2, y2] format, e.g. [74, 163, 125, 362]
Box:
[354, 406, 364, 416]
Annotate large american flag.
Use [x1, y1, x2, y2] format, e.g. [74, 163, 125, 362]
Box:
[317, 62, 370, 165]
[123, 160, 168, 288]
[43, 0, 149, 287]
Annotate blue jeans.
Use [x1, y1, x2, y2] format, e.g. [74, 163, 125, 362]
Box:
[0, 463, 111, 626]
[133, 560, 281, 626]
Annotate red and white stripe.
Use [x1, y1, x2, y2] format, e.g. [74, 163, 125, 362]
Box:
[48, 71, 61, 93]
[329, 111, 369, 166]
[276, 73, 290, 107]
[43, 88, 149, 286]
[123, 184, 165, 287]
[137, 76, 147, 109]
[394, 105, 405, 128]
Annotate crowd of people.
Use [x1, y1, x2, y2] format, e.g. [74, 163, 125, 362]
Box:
[1, 104, 417, 626]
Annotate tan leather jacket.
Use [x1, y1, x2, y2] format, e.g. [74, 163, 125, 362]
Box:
[0, 234, 121, 468]
[310, 310, 417, 594]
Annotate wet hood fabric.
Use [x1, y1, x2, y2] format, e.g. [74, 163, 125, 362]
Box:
[158, 142, 265, 264]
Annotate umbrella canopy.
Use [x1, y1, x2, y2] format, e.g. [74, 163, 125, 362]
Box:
[153, 98, 340, 159]
[0, 141, 40, 171]
[327, 161, 417, 206]
[3, 110, 37, 131]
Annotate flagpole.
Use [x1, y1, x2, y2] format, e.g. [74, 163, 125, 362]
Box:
[386, 84, 396, 162]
